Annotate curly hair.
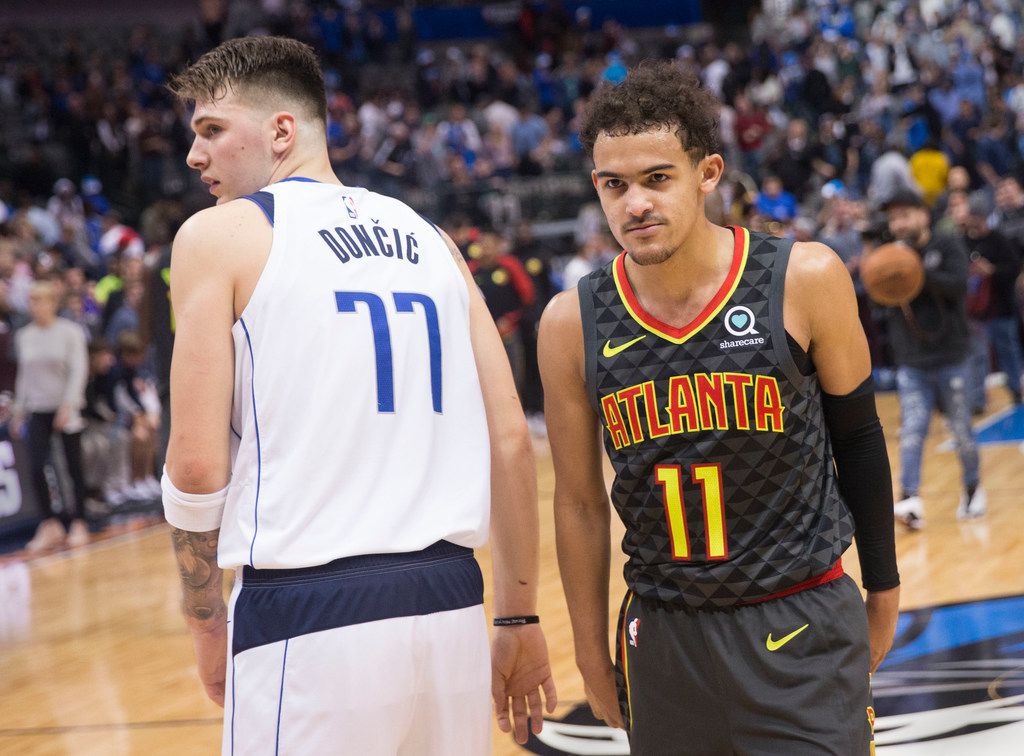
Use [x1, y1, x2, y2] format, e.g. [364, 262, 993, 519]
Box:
[579, 61, 721, 161]
[169, 36, 326, 124]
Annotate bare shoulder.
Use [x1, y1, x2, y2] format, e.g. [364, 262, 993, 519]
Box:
[786, 241, 855, 300]
[172, 200, 272, 270]
[539, 288, 582, 338]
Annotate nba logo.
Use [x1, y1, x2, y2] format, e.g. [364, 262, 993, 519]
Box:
[343, 195, 358, 219]
[628, 617, 640, 647]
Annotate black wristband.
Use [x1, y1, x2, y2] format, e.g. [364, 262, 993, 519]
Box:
[493, 615, 539, 626]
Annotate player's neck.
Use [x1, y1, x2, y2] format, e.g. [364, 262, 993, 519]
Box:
[266, 148, 342, 187]
[625, 221, 735, 308]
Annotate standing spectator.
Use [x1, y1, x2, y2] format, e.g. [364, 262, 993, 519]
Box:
[13, 281, 90, 551]
[469, 228, 535, 394]
[512, 221, 556, 428]
[882, 191, 985, 530]
[960, 194, 1023, 408]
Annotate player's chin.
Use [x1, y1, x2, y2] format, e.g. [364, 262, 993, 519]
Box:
[625, 245, 674, 267]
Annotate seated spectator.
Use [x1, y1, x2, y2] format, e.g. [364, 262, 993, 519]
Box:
[755, 176, 798, 222]
[910, 139, 950, 207]
[113, 332, 161, 501]
[82, 339, 131, 505]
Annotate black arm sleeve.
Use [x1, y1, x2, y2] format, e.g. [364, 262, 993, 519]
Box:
[821, 377, 900, 592]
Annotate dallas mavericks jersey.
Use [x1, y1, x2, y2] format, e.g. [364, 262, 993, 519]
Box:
[219, 178, 490, 569]
[578, 227, 854, 608]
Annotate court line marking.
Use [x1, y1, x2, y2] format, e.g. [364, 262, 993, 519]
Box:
[936, 405, 1022, 452]
[0, 718, 222, 736]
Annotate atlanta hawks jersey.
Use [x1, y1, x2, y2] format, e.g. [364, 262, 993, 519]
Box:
[219, 178, 490, 569]
[579, 226, 854, 608]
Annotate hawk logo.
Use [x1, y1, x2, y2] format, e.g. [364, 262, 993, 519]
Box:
[343, 195, 358, 219]
[628, 617, 640, 648]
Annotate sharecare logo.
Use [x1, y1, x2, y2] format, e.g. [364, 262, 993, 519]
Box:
[720, 337, 766, 350]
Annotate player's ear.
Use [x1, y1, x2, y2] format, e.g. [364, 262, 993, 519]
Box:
[270, 111, 297, 156]
[698, 153, 725, 195]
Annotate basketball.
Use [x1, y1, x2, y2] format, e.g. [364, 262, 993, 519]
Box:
[860, 242, 925, 306]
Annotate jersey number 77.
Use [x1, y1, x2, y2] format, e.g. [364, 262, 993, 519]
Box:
[335, 291, 442, 413]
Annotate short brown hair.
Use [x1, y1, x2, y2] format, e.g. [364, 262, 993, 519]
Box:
[169, 36, 326, 124]
[580, 61, 721, 161]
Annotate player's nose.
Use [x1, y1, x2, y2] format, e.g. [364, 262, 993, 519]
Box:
[186, 140, 208, 171]
[624, 186, 654, 217]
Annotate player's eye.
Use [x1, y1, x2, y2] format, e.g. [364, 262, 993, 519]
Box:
[206, 125, 222, 136]
[604, 178, 624, 190]
[649, 173, 668, 183]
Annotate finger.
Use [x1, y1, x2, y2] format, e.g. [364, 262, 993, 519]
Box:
[542, 675, 558, 712]
[491, 678, 511, 733]
[511, 694, 529, 744]
[608, 707, 625, 729]
[527, 688, 543, 734]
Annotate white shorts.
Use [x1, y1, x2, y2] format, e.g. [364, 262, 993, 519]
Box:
[223, 542, 491, 755]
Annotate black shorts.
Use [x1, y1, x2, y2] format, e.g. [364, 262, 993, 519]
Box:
[615, 574, 874, 755]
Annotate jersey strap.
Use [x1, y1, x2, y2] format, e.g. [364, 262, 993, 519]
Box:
[242, 191, 275, 226]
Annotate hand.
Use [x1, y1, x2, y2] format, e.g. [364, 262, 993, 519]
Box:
[188, 611, 228, 707]
[865, 586, 900, 673]
[53, 406, 71, 432]
[970, 257, 995, 276]
[491, 624, 558, 744]
[578, 658, 624, 729]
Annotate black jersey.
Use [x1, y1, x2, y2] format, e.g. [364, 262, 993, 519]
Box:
[578, 227, 853, 608]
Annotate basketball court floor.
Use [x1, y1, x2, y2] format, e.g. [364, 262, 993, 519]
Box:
[1, 391, 1022, 755]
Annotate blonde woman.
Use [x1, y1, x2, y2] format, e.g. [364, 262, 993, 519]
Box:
[12, 280, 90, 550]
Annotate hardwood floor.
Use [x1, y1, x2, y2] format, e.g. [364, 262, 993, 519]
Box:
[0, 393, 1021, 755]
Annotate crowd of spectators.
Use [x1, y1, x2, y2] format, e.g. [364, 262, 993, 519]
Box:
[3, 0, 1024, 544]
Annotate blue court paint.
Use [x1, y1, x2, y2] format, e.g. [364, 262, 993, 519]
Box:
[880, 594, 1024, 667]
[973, 404, 1024, 446]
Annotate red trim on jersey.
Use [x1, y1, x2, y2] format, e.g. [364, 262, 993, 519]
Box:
[612, 226, 747, 343]
[739, 560, 845, 605]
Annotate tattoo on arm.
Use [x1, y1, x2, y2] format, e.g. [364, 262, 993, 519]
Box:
[171, 527, 225, 621]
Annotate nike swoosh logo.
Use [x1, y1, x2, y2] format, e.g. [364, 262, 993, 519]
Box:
[603, 335, 647, 358]
[766, 623, 809, 651]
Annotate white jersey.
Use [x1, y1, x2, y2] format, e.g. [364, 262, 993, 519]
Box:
[219, 178, 490, 569]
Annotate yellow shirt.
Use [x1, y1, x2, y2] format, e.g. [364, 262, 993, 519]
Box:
[910, 148, 950, 206]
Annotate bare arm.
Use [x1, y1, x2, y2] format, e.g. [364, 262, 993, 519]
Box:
[442, 231, 539, 617]
[440, 231, 555, 743]
[787, 242, 900, 672]
[164, 202, 267, 704]
[537, 288, 622, 727]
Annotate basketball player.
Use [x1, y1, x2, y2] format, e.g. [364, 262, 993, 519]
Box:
[162, 37, 555, 753]
[538, 62, 900, 753]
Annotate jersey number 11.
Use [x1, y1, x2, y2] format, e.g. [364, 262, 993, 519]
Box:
[654, 463, 728, 560]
